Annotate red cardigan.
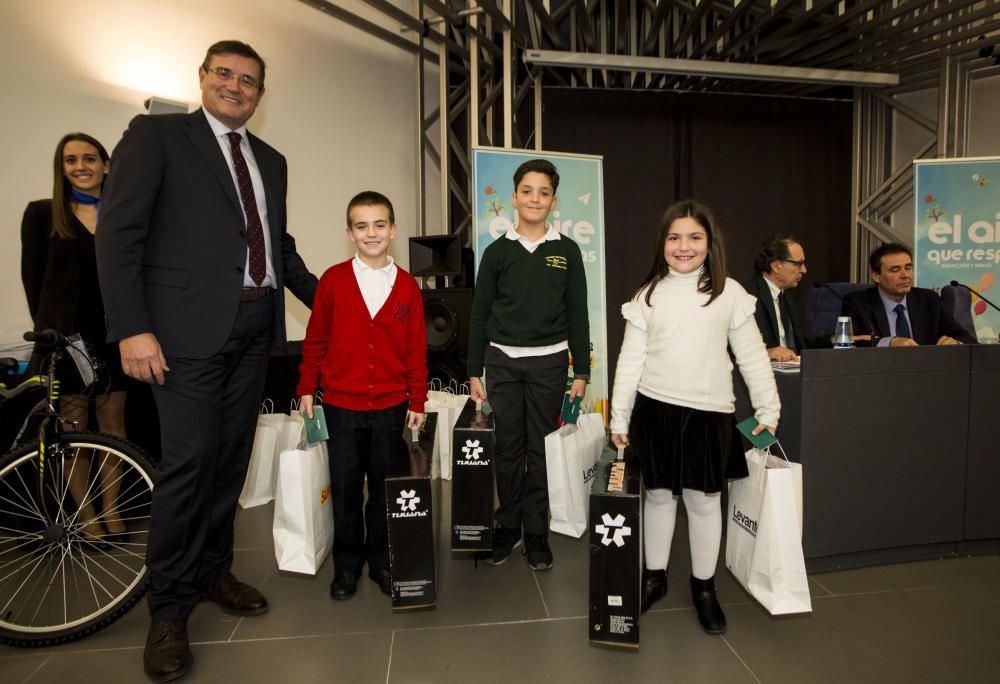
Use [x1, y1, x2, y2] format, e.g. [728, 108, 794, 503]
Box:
[297, 260, 428, 412]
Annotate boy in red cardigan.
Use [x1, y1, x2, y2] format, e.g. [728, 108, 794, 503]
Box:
[298, 191, 427, 601]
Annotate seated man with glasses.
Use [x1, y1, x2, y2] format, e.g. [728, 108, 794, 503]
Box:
[841, 242, 976, 347]
[744, 234, 807, 362]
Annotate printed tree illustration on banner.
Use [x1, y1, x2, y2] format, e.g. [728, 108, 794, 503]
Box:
[924, 194, 947, 222]
[482, 185, 508, 218]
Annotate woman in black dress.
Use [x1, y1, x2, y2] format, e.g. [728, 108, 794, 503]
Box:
[20, 132, 128, 542]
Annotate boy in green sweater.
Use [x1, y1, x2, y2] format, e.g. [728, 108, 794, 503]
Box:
[468, 159, 590, 569]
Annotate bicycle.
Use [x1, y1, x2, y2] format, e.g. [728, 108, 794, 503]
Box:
[0, 329, 156, 647]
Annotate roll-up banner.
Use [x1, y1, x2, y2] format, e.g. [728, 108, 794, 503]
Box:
[472, 147, 609, 420]
[914, 157, 1000, 341]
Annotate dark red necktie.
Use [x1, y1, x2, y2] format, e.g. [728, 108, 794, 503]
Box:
[227, 132, 266, 285]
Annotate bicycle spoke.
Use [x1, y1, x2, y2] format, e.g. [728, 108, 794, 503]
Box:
[0, 550, 51, 620]
[0, 434, 154, 641]
[4, 463, 46, 521]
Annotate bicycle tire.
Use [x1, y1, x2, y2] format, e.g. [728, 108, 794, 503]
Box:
[0, 432, 156, 647]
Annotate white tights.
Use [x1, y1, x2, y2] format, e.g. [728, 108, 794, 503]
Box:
[643, 487, 722, 580]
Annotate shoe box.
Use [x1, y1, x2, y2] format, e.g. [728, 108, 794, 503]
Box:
[589, 446, 641, 647]
[386, 412, 438, 610]
[450, 398, 494, 552]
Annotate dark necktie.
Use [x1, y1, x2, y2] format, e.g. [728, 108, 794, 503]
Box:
[227, 132, 266, 285]
[778, 292, 797, 352]
[894, 303, 911, 339]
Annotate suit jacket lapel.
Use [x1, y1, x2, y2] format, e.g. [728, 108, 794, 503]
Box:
[755, 275, 781, 343]
[909, 291, 931, 344]
[867, 287, 892, 337]
[184, 110, 242, 215]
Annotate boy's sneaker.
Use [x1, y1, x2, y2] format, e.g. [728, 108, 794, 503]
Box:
[483, 526, 522, 566]
[523, 534, 553, 571]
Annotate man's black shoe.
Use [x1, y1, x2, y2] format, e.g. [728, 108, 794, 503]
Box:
[483, 526, 522, 566]
[143, 618, 192, 683]
[369, 568, 393, 596]
[202, 573, 269, 616]
[523, 534, 553, 571]
[330, 571, 359, 600]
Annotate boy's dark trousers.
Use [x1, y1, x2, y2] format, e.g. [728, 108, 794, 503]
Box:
[324, 400, 409, 575]
[484, 346, 567, 536]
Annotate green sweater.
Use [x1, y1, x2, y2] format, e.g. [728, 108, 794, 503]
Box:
[468, 233, 590, 377]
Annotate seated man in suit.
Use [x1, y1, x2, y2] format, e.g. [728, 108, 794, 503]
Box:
[744, 234, 806, 362]
[841, 242, 976, 346]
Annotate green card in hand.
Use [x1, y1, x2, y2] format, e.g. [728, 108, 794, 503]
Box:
[736, 416, 777, 450]
[561, 394, 582, 424]
[305, 405, 330, 443]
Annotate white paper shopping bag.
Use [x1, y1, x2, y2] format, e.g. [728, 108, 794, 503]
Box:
[272, 441, 334, 575]
[546, 412, 605, 538]
[239, 401, 301, 509]
[425, 389, 469, 480]
[238, 419, 279, 508]
[725, 447, 811, 615]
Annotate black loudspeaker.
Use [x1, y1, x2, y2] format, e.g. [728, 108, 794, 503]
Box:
[422, 288, 472, 387]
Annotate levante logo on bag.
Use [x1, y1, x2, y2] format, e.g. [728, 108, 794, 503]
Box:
[319, 484, 331, 506]
[457, 439, 489, 466]
[732, 505, 758, 536]
[392, 489, 428, 518]
[595, 513, 632, 548]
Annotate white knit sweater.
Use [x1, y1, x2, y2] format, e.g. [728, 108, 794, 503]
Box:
[610, 268, 781, 435]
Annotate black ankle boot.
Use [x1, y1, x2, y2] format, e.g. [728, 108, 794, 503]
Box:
[690, 575, 726, 634]
[641, 569, 668, 613]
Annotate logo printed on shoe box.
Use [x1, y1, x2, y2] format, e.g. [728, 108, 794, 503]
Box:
[456, 438, 490, 466]
[595, 513, 632, 547]
[391, 489, 429, 518]
[731, 505, 757, 537]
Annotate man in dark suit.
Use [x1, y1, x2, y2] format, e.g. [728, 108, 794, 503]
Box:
[744, 234, 807, 362]
[841, 242, 976, 346]
[96, 41, 318, 682]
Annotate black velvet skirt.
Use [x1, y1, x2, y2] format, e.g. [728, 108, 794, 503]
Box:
[630, 393, 748, 495]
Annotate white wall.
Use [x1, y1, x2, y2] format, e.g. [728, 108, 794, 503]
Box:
[892, 74, 1000, 235]
[1, 0, 441, 347]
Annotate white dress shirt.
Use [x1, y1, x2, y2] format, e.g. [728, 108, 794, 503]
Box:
[353, 256, 398, 318]
[763, 276, 790, 348]
[203, 109, 276, 288]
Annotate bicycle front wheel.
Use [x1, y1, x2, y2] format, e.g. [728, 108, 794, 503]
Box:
[0, 432, 155, 646]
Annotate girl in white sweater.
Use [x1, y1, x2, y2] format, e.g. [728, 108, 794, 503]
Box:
[610, 199, 779, 634]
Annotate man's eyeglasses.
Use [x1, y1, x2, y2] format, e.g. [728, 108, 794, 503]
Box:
[203, 65, 261, 90]
[782, 258, 807, 270]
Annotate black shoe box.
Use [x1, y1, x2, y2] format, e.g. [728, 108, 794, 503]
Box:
[450, 398, 494, 551]
[386, 412, 437, 610]
[589, 446, 641, 647]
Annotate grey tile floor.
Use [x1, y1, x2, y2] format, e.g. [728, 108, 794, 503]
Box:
[2, 478, 998, 683]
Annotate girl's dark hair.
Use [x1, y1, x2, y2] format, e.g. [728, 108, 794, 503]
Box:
[632, 198, 729, 307]
[52, 132, 109, 240]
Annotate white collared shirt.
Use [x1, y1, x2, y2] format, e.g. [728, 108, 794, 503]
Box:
[877, 289, 914, 346]
[763, 275, 789, 348]
[202, 109, 276, 288]
[491, 223, 569, 358]
[504, 223, 562, 253]
[352, 255, 398, 318]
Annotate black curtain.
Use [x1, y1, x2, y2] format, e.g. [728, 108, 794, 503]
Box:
[541, 88, 852, 381]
